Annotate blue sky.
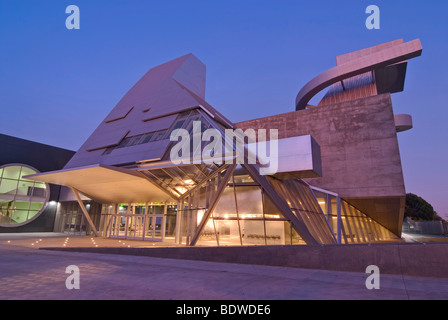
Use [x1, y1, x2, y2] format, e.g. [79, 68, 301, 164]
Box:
[0, 0, 447, 218]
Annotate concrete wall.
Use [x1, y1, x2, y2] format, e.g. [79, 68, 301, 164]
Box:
[47, 242, 448, 278]
[236, 93, 406, 235]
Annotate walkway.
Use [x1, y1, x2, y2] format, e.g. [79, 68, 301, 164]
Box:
[0, 233, 447, 300]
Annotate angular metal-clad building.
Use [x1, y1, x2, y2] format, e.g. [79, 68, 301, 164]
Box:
[23, 39, 422, 246]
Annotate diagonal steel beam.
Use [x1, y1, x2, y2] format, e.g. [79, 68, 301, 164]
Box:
[70, 187, 99, 237]
[241, 163, 319, 245]
[199, 105, 320, 244]
[191, 101, 321, 244]
[179, 164, 230, 201]
[188, 164, 237, 246]
[138, 170, 181, 200]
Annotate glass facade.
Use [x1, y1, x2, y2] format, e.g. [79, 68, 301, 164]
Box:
[0, 164, 49, 226]
[179, 184, 298, 246]
[174, 167, 331, 246]
[92, 107, 399, 246]
[103, 109, 206, 156]
[89, 178, 400, 246]
[337, 200, 398, 243]
[312, 188, 399, 243]
[269, 179, 337, 244]
[133, 107, 323, 246]
[99, 203, 177, 242]
[55, 201, 102, 235]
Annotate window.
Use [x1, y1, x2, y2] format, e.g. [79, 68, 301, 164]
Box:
[101, 110, 202, 155]
[150, 130, 167, 142]
[0, 164, 50, 226]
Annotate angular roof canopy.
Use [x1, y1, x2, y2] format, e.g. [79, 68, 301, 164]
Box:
[64, 53, 231, 169]
[26, 164, 174, 203]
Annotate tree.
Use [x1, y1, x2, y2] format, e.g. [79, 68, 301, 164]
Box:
[404, 193, 437, 221]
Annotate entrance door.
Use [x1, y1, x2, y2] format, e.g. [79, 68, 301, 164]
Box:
[104, 203, 171, 242]
[143, 214, 165, 241]
[127, 215, 144, 240]
[62, 212, 86, 235]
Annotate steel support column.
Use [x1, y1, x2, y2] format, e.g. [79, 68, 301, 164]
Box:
[242, 163, 319, 245]
[189, 164, 237, 246]
[70, 187, 99, 237]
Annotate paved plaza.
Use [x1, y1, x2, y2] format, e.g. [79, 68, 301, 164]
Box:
[0, 233, 448, 300]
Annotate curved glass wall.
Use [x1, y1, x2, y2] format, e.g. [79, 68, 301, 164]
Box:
[0, 164, 49, 226]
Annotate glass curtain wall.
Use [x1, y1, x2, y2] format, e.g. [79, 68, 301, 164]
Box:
[57, 201, 86, 234]
[56, 201, 102, 235]
[312, 188, 399, 243]
[99, 203, 177, 242]
[268, 178, 337, 244]
[140, 106, 335, 246]
[176, 169, 320, 247]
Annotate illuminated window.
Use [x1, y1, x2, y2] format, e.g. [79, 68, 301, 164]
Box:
[0, 164, 49, 226]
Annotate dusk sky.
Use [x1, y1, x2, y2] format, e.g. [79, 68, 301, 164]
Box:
[0, 1, 447, 218]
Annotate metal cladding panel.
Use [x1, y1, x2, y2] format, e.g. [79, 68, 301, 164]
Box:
[129, 114, 177, 136]
[100, 139, 171, 166]
[172, 56, 206, 99]
[139, 84, 201, 119]
[63, 148, 104, 169]
[249, 135, 322, 178]
[109, 54, 205, 119]
[64, 53, 208, 169]
[85, 128, 129, 151]
[104, 106, 134, 123]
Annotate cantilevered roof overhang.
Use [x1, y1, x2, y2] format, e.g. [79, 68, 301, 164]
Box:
[24, 164, 174, 204]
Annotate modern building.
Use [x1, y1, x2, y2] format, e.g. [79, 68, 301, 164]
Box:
[3, 39, 422, 246]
